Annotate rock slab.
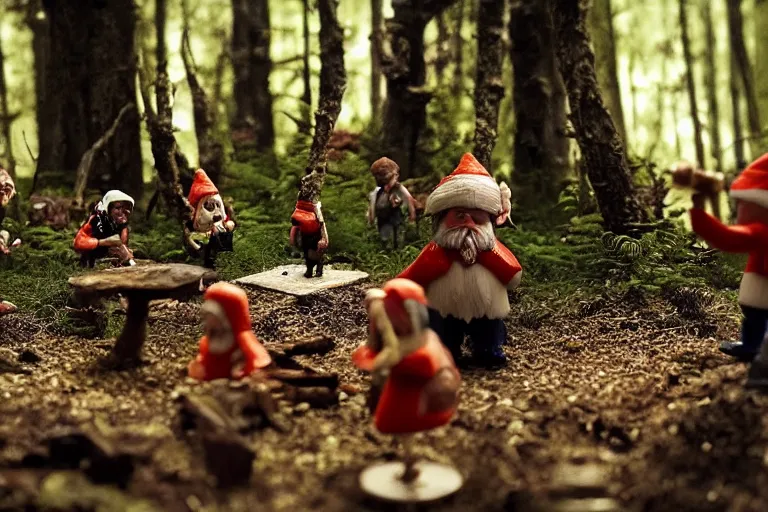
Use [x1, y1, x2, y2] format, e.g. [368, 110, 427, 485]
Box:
[235, 265, 368, 296]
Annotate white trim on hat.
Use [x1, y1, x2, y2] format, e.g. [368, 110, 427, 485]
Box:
[729, 188, 768, 210]
[425, 174, 502, 215]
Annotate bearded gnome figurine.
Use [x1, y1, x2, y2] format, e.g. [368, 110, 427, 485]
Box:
[0, 168, 20, 255]
[185, 169, 236, 268]
[398, 153, 522, 368]
[367, 157, 416, 249]
[73, 190, 135, 267]
[188, 282, 272, 381]
[290, 200, 329, 278]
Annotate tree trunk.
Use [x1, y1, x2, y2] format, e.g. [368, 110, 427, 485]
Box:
[27, 0, 48, 192]
[727, 0, 762, 157]
[302, 0, 312, 126]
[701, 0, 722, 172]
[435, 12, 451, 84]
[472, 0, 505, 170]
[298, 0, 347, 203]
[755, 0, 768, 130]
[730, 51, 746, 169]
[180, 7, 225, 185]
[231, 0, 275, 156]
[588, 0, 627, 147]
[35, 0, 143, 199]
[552, 0, 647, 234]
[450, 0, 466, 97]
[0, 22, 16, 178]
[509, 0, 571, 209]
[371, 0, 383, 121]
[381, 0, 458, 180]
[679, 0, 706, 169]
[671, 83, 683, 157]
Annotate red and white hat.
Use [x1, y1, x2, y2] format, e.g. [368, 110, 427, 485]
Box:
[188, 169, 220, 207]
[730, 153, 768, 209]
[425, 153, 511, 217]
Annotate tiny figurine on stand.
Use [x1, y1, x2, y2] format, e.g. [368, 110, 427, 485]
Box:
[670, 161, 725, 219]
[367, 157, 416, 250]
[73, 190, 135, 268]
[352, 278, 463, 503]
[185, 169, 237, 268]
[674, 153, 768, 363]
[290, 200, 329, 278]
[398, 153, 522, 368]
[188, 282, 272, 381]
[0, 230, 20, 255]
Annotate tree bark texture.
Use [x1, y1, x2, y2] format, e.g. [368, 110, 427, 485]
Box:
[26, 0, 48, 191]
[552, 0, 648, 234]
[679, 0, 706, 168]
[0, 25, 16, 177]
[231, 0, 275, 156]
[727, 0, 762, 157]
[701, 0, 722, 172]
[371, 0, 384, 121]
[181, 27, 225, 185]
[509, 0, 570, 208]
[36, 0, 143, 198]
[755, 0, 768, 131]
[298, 0, 347, 204]
[472, 0, 505, 171]
[450, 0, 466, 97]
[381, 0, 458, 180]
[435, 12, 450, 84]
[146, 0, 195, 232]
[302, 0, 312, 126]
[587, 0, 627, 146]
[730, 51, 746, 169]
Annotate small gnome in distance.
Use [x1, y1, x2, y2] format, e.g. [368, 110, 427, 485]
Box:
[674, 153, 768, 364]
[290, 200, 329, 278]
[185, 169, 236, 268]
[73, 190, 135, 267]
[188, 282, 272, 381]
[398, 153, 522, 368]
[367, 157, 416, 249]
[352, 279, 463, 502]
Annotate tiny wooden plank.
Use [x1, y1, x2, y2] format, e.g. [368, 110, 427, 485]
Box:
[234, 264, 368, 296]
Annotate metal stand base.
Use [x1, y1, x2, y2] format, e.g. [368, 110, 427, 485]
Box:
[359, 461, 463, 503]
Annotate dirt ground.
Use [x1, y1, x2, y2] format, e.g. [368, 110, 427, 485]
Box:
[2, 281, 768, 512]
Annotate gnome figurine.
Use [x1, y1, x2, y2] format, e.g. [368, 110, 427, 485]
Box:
[398, 153, 522, 368]
[290, 200, 329, 278]
[367, 157, 417, 250]
[352, 278, 463, 503]
[188, 282, 272, 381]
[73, 190, 135, 267]
[185, 169, 236, 268]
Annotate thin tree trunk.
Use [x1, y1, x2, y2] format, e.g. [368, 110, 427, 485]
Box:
[510, 0, 570, 208]
[701, 0, 722, 172]
[755, 0, 768, 129]
[27, 0, 48, 193]
[298, 0, 347, 203]
[35, 0, 143, 198]
[552, 0, 647, 234]
[371, 0, 383, 121]
[382, 0, 458, 179]
[730, 51, 746, 169]
[231, 0, 275, 155]
[628, 49, 639, 139]
[302, 0, 312, 126]
[727, 0, 762, 157]
[180, 4, 225, 185]
[588, 0, 627, 146]
[450, 0, 466, 97]
[679, 0, 706, 168]
[472, 0, 505, 170]
[435, 12, 451, 84]
[0, 23, 16, 178]
[671, 82, 683, 157]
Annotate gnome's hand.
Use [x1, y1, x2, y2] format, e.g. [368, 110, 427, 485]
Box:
[692, 193, 707, 210]
[317, 238, 328, 251]
[99, 234, 123, 248]
[188, 359, 206, 380]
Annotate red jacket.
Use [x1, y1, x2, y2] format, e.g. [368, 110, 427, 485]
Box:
[353, 331, 459, 434]
[398, 240, 522, 289]
[73, 215, 129, 253]
[690, 208, 768, 275]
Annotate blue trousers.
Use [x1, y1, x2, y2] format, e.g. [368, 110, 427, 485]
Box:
[428, 307, 506, 358]
[741, 305, 768, 351]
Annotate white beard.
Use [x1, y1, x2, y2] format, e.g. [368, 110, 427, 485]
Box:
[193, 194, 226, 233]
[201, 302, 236, 354]
[433, 221, 496, 264]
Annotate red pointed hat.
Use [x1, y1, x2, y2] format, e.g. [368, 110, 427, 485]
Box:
[188, 169, 219, 207]
[425, 153, 511, 216]
[730, 153, 768, 209]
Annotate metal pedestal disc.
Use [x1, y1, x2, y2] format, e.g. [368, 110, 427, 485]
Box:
[359, 461, 463, 503]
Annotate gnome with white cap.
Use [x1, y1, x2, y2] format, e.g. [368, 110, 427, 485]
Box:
[398, 153, 522, 368]
[73, 189, 135, 267]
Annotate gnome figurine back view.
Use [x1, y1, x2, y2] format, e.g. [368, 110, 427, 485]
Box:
[185, 169, 236, 268]
[289, 200, 329, 278]
[352, 278, 463, 503]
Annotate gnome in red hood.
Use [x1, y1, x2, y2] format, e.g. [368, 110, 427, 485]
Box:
[398, 153, 522, 368]
[185, 169, 236, 268]
[188, 282, 272, 381]
[352, 278, 463, 502]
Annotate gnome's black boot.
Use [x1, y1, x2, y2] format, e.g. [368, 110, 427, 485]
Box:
[746, 356, 768, 391]
[304, 260, 315, 278]
[315, 260, 324, 278]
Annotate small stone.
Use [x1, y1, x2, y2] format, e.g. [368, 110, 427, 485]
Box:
[598, 370, 606, 377]
[701, 442, 712, 453]
[706, 490, 718, 502]
[294, 402, 311, 414]
[668, 424, 679, 435]
[497, 398, 513, 407]
[567, 395, 577, 403]
[338, 391, 348, 401]
[667, 402, 676, 410]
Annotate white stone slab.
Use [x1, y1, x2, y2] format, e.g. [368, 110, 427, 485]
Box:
[234, 264, 369, 296]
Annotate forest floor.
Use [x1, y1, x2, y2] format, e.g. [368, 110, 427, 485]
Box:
[1, 277, 768, 512]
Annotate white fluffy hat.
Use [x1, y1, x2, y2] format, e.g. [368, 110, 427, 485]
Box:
[425, 153, 511, 217]
[97, 190, 134, 212]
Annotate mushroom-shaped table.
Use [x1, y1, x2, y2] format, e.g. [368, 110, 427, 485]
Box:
[69, 263, 216, 366]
